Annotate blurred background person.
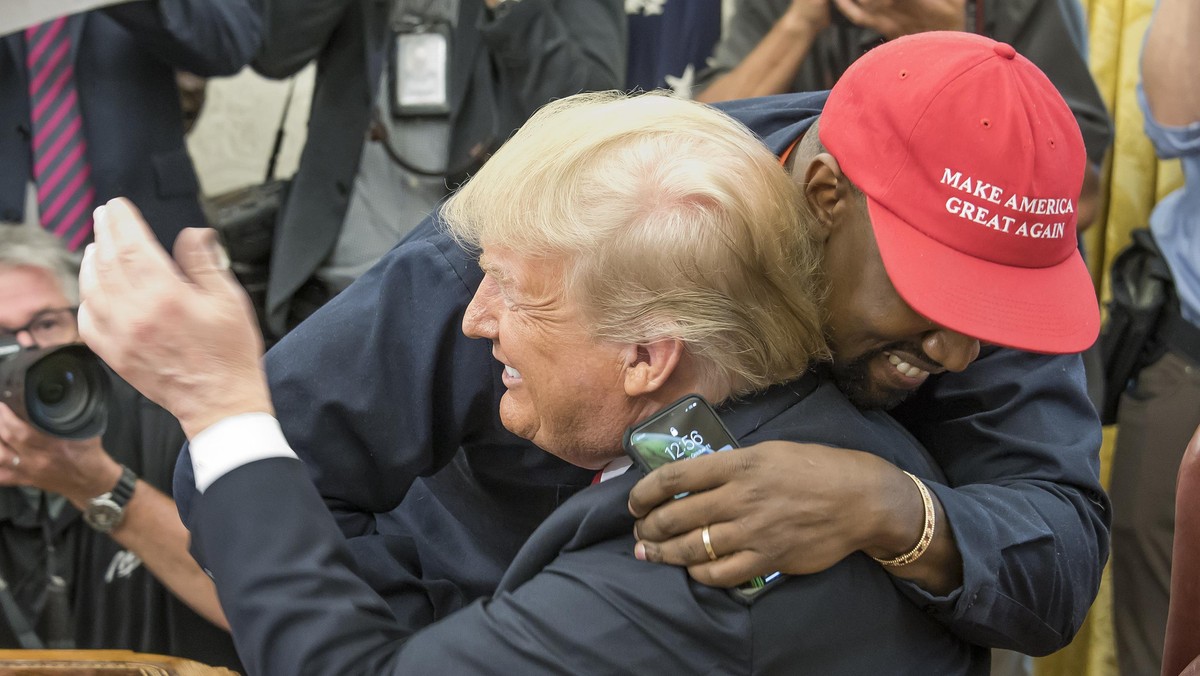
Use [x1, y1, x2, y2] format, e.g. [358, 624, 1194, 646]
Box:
[0, 227, 238, 669]
[253, 0, 627, 337]
[0, 1, 261, 251]
[1108, 0, 1200, 673]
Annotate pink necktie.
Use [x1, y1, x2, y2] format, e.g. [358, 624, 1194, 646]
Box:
[26, 17, 96, 251]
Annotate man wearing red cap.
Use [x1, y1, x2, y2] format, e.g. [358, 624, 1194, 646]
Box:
[84, 31, 1106, 671]
[817, 35, 1097, 354]
[631, 30, 1106, 655]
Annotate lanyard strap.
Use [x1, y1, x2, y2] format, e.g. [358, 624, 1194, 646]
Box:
[0, 575, 45, 650]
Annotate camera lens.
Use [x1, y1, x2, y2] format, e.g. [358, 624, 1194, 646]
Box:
[34, 360, 84, 418]
[25, 347, 108, 438]
[39, 378, 68, 405]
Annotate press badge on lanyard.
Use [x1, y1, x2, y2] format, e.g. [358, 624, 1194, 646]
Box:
[391, 13, 452, 117]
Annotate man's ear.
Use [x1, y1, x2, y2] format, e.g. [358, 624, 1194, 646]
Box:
[803, 152, 847, 242]
[622, 339, 685, 397]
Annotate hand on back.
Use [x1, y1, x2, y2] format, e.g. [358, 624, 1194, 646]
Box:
[627, 440, 919, 587]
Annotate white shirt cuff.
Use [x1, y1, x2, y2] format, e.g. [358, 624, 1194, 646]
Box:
[190, 412, 298, 493]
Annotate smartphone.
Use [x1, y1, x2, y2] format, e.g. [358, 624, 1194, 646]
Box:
[623, 394, 784, 599]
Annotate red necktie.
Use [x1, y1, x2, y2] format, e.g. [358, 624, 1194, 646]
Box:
[26, 17, 96, 251]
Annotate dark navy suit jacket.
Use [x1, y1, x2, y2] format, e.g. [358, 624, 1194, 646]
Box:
[0, 3, 261, 247]
[177, 91, 1109, 655]
[191, 374, 989, 675]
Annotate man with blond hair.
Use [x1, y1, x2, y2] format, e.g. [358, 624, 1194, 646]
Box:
[79, 91, 985, 674]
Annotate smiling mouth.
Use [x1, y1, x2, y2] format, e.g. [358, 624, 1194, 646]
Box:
[492, 345, 523, 384]
[884, 352, 931, 380]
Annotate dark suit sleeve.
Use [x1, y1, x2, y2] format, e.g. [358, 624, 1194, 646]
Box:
[192, 459, 406, 676]
[477, 0, 626, 108]
[263, 232, 499, 532]
[891, 349, 1110, 655]
[100, 0, 262, 77]
[716, 92, 828, 155]
[193, 459, 740, 675]
[383, 550, 744, 673]
[250, 0, 357, 78]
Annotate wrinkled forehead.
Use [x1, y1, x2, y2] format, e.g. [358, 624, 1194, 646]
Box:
[478, 247, 572, 304]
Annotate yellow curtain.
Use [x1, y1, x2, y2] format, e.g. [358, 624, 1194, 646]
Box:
[1034, 1, 1184, 674]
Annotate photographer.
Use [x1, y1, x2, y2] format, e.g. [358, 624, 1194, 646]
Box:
[0, 227, 237, 667]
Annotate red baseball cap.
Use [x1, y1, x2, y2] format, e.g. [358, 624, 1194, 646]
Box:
[819, 31, 1100, 354]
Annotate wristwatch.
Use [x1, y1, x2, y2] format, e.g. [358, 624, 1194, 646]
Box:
[83, 465, 138, 533]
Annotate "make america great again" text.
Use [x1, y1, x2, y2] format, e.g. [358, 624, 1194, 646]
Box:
[940, 167, 1072, 239]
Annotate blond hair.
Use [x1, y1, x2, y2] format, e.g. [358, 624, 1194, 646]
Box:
[443, 91, 827, 396]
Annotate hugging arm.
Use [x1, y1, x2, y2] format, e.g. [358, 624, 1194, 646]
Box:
[262, 216, 500, 532]
[630, 349, 1107, 654]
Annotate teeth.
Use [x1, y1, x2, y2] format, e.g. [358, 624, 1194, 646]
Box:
[504, 365, 521, 379]
[886, 353, 928, 378]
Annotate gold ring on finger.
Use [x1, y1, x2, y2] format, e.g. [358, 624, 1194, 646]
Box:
[702, 525, 718, 562]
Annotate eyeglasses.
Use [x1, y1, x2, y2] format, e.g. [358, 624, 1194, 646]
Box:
[1, 307, 79, 347]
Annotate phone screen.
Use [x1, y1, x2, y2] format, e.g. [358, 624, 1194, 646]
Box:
[625, 396, 737, 473]
[623, 395, 784, 599]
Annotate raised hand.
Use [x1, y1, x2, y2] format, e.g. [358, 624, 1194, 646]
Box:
[78, 198, 272, 439]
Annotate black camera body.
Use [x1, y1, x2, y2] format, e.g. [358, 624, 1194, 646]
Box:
[0, 339, 110, 439]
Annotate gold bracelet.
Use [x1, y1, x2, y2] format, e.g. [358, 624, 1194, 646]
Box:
[871, 471, 935, 568]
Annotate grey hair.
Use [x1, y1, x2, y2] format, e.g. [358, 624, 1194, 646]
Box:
[0, 227, 80, 304]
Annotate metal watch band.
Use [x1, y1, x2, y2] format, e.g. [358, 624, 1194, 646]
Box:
[109, 464, 138, 504]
